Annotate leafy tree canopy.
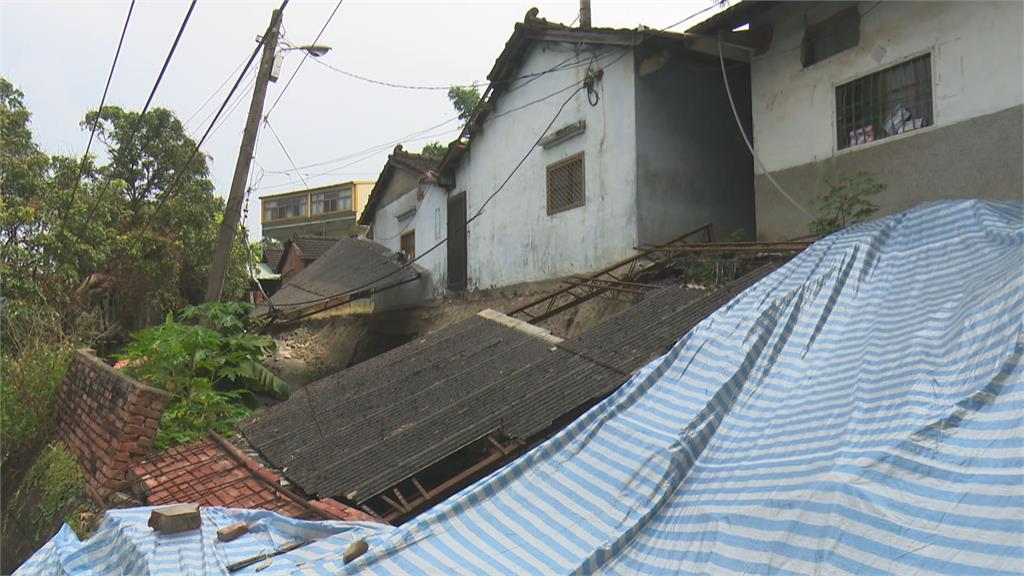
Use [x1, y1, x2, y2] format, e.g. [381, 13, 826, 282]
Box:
[420, 142, 448, 160]
[447, 85, 481, 123]
[0, 76, 249, 338]
[417, 86, 482, 161]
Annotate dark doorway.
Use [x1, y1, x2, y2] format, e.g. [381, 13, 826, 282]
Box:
[447, 192, 467, 290]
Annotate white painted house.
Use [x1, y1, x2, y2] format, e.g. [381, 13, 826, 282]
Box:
[360, 146, 448, 299]
[428, 10, 757, 291]
[689, 1, 1024, 240]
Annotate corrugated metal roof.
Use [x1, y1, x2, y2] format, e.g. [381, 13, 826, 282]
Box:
[244, 265, 782, 503]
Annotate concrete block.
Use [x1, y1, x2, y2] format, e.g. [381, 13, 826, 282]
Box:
[148, 503, 201, 534]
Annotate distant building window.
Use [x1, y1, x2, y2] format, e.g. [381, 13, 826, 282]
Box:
[802, 7, 860, 67]
[400, 230, 415, 260]
[836, 54, 933, 150]
[546, 152, 585, 215]
[311, 189, 353, 215]
[264, 196, 307, 221]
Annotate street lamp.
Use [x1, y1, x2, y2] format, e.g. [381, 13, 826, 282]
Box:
[280, 41, 331, 57]
[261, 37, 332, 81]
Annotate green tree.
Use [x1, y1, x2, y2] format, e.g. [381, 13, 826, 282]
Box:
[447, 85, 481, 123]
[0, 76, 251, 335]
[420, 142, 448, 160]
[419, 85, 481, 160]
[808, 172, 885, 237]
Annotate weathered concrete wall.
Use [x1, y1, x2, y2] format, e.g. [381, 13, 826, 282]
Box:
[755, 104, 1024, 239]
[634, 48, 755, 244]
[372, 182, 448, 298]
[54, 350, 170, 503]
[745, 1, 1024, 237]
[454, 42, 639, 289]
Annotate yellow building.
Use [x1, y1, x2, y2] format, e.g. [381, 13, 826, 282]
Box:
[260, 181, 374, 241]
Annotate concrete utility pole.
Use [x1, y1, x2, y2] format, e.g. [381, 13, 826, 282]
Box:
[205, 9, 282, 302]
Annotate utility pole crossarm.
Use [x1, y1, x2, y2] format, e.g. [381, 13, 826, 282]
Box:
[205, 8, 283, 303]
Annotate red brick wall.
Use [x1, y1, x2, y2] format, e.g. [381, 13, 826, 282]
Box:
[55, 349, 170, 504]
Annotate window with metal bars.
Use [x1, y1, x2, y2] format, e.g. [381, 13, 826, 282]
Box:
[836, 54, 933, 151]
[546, 153, 585, 215]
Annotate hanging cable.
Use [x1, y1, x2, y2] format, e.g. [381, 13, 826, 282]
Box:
[184, 51, 252, 131]
[717, 35, 813, 219]
[263, 117, 310, 189]
[128, 0, 289, 244]
[76, 0, 198, 236]
[55, 0, 135, 241]
[661, 3, 719, 31]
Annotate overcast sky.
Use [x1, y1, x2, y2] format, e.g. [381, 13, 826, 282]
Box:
[1, 0, 724, 240]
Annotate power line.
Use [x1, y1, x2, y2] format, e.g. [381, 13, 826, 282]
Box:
[263, 118, 310, 189]
[184, 51, 252, 131]
[264, 0, 343, 119]
[266, 83, 589, 313]
[252, 126, 460, 191]
[256, 49, 617, 180]
[261, 116, 459, 174]
[138, 0, 198, 120]
[310, 58, 484, 91]
[77, 0, 198, 233]
[130, 0, 289, 242]
[716, 36, 812, 219]
[661, 3, 719, 31]
[308, 51, 595, 93]
[55, 0, 135, 240]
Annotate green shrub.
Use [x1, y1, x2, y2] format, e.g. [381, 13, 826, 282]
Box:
[21, 443, 86, 539]
[117, 302, 288, 449]
[0, 310, 77, 463]
[808, 172, 885, 237]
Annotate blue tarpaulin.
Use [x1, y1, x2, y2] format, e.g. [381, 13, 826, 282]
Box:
[18, 200, 1023, 574]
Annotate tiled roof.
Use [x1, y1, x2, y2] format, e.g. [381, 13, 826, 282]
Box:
[291, 237, 339, 262]
[263, 247, 285, 271]
[268, 237, 419, 311]
[129, 433, 376, 523]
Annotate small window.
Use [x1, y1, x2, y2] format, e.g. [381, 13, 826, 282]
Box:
[836, 54, 933, 150]
[400, 230, 415, 260]
[264, 196, 307, 221]
[802, 7, 860, 68]
[546, 153, 585, 215]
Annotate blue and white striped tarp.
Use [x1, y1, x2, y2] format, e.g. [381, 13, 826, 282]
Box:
[15, 507, 390, 575]
[19, 200, 1023, 575]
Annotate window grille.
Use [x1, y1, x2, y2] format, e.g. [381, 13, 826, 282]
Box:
[264, 196, 307, 221]
[400, 230, 415, 260]
[836, 54, 932, 150]
[546, 153, 585, 215]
